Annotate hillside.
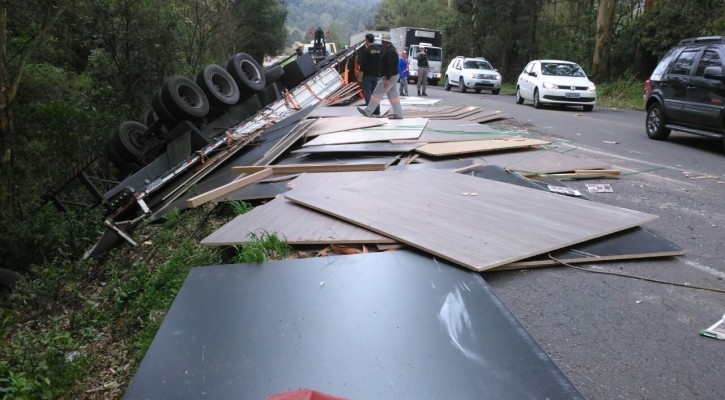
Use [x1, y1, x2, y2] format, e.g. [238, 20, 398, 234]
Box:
[285, 0, 381, 47]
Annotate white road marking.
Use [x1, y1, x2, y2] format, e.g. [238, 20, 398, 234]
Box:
[681, 259, 725, 280]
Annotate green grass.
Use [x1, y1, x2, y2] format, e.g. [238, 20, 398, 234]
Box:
[0, 206, 229, 399]
[232, 231, 292, 263]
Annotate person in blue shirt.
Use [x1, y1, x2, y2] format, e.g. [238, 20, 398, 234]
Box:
[398, 49, 410, 97]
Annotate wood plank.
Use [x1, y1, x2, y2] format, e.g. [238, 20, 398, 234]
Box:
[302, 118, 428, 147]
[201, 195, 395, 246]
[415, 138, 550, 156]
[185, 168, 273, 208]
[305, 116, 385, 137]
[231, 162, 388, 175]
[479, 148, 611, 174]
[284, 169, 659, 272]
[291, 142, 422, 154]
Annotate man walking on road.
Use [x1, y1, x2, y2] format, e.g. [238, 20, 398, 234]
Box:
[357, 33, 382, 116]
[416, 47, 429, 96]
[357, 34, 404, 120]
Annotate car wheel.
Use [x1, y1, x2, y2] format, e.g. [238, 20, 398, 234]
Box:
[533, 89, 542, 109]
[444, 76, 451, 91]
[583, 105, 593, 112]
[645, 103, 671, 140]
[474, 88, 481, 94]
[492, 89, 500, 95]
[515, 87, 524, 104]
[458, 78, 466, 93]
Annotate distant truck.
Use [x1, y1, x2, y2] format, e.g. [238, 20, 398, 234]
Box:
[390, 27, 443, 86]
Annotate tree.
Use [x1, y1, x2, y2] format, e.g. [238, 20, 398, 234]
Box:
[0, 0, 68, 211]
[591, 0, 617, 82]
[229, 0, 288, 63]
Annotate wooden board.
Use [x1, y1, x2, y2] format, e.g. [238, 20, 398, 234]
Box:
[185, 168, 273, 208]
[291, 142, 422, 154]
[415, 138, 550, 156]
[492, 227, 684, 270]
[305, 116, 385, 137]
[302, 118, 428, 147]
[477, 148, 611, 174]
[285, 169, 659, 272]
[200, 195, 395, 246]
[231, 162, 388, 175]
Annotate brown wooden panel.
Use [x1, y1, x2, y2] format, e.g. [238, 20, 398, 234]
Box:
[415, 138, 550, 156]
[302, 118, 428, 147]
[285, 169, 659, 271]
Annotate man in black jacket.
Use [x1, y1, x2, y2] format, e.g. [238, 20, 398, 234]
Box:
[357, 34, 404, 120]
[357, 33, 382, 115]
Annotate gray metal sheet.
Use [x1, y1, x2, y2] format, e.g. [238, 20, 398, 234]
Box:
[124, 251, 583, 400]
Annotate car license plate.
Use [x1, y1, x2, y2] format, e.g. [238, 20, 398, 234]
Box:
[565, 92, 580, 98]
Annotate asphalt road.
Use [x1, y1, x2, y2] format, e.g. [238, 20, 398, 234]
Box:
[422, 86, 725, 399]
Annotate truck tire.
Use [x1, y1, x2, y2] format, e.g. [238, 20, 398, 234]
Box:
[112, 120, 148, 160]
[195, 64, 240, 109]
[226, 53, 266, 95]
[152, 89, 180, 128]
[144, 109, 158, 127]
[264, 64, 284, 85]
[161, 75, 210, 120]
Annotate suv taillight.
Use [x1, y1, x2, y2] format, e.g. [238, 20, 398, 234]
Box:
[644, 79, 651, 97]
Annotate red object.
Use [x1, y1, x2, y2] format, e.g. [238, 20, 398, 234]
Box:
[266, 389, 348, 400]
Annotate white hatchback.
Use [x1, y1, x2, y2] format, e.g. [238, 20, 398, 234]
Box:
[516, 60, 596, 111]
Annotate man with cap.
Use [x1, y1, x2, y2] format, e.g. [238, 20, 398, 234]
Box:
[357, 33, 404, 120]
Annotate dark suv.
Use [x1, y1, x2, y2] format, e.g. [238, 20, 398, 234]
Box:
[644, 36, 725, 151]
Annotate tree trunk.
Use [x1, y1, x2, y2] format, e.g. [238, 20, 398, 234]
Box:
[591, 0, 617, 82]
[0, 99, 11, 211]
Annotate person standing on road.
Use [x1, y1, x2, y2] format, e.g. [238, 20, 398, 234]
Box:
[416, 47, 429, 96]
[357, 33, 382, 116]
[398, 49, 410, 97]
[357, 34, 403, 120]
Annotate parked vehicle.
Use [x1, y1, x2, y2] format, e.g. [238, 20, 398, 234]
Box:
[444, 56, 501, 94]
[516, 60, 596, 111]
[390, 27, 443, 86]
[644, 36, 725, 150]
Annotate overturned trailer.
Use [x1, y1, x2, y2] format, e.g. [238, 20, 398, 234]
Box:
[87, 47, 359, 257]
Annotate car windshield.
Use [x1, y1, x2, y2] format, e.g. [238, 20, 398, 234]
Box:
[464, 60, 493, 70]
[541, 63, 586, 77]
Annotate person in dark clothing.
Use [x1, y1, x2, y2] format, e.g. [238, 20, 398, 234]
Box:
[357, 34, 403, 120]
[416, 48, 429, 96]
[357, 33, 382, 115]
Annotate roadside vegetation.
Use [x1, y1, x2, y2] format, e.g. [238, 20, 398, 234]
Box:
[1, 0, 722, 398]
[0, 202, 292, 399]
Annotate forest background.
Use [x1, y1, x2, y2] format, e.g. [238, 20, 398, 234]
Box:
[0, 0, 723, 398]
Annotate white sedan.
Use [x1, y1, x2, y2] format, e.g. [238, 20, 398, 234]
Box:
[516, 60, 596, 111]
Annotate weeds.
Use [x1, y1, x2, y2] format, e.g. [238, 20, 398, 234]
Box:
[0, 207, 225, 399]
[232, 231, 291, 263]
[227, 200, 254, 216]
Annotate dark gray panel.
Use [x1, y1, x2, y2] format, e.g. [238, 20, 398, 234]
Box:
[124, 251, 583, 400]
